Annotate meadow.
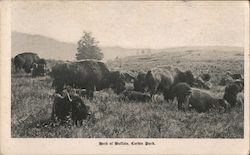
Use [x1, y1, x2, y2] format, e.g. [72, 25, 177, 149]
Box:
[11, 47, 244, 138]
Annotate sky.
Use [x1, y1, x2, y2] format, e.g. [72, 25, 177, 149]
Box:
[11, 1, 246, 48]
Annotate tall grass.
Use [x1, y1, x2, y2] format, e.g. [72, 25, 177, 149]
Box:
[11, 49, 244, 138]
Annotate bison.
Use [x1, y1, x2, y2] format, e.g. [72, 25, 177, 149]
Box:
[70, 95, 90, 126]
[145, 67, 174, 96]
[164, 82, 192, 111]
[188, 88, 227, 113]
[121, 90, 151, 102]
[52, 90, 90, 126]
[167, 83, 229, 112]
[52, 91, 72, 122]
[31, 58, 48, 77]
[13, 52, 40, 73]
[223, 82, 243, 107]
[51, 60, 125, 99]
[133, 71, 147, 92]
[219, 71, 243, 86]
[173, 68, 195, 86]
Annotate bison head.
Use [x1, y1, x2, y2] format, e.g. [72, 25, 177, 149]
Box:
[109, 71, 126, 94]
[174, 69, 195, 86]
[134, 71, 147, 92]
[223, 83, 242, 107]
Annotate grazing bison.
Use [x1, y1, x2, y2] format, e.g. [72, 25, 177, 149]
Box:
[13, 52, 40, 73]
[51, 60, 125, 98]
[121, 90, 151, 102]
[145, 67, 174, 96]
[223, 82, 243, 107]
[134, 71, 147, 92]
[31, 58, 48, 77]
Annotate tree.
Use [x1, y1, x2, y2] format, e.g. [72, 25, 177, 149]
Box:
[76, 31, 103, 60]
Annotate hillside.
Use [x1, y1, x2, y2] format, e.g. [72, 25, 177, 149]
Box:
[107, 46, 244, 85]
[11, 32, 157, 61]
[11, 32, 76, 61]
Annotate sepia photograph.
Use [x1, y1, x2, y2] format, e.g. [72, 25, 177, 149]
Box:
[1, 0, 249, 154]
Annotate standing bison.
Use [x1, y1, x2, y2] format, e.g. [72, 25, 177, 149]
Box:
[13, 52, 40, 73]
[145, 68, 174, 96]
[51, 60, 125, 98]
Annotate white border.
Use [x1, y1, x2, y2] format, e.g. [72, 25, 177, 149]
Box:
[0, 1, 249, 155]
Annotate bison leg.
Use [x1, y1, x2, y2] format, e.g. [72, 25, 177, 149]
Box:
[177, 95, 190, 111]
[177, 99, 184, 111]
[51, 101, 56, 121]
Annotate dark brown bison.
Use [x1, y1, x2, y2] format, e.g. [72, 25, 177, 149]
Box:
[121, 90, 151, 102]
[52, 92, 72, 122]
[134, 71, 147, 92]
[223, 82, 243, 107]
[173, 68, 195, 86]
[188, 88, 228, 113]
[145, 68, 174, 96]
[231, 74, 243, 80]
[52, 90, 90, 126]
[13, 52, 40, 73]
[168, 83, 229, 112]
[165, 82, 192, 110]
[31, 58, 48, 77]
[163, 69, 195, 101]
[51, 60, 125, 98]
[70, 95, 90, 126]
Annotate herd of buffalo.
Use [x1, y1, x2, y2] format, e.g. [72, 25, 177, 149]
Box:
[13, 52, 244, 126]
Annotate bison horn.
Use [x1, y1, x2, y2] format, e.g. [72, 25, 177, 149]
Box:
[65, 91, 73, 102]
[54, 93, 64, 99]
[152, 95, 157, 103]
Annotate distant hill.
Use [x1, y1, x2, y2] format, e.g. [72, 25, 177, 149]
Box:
[12, 32, 243, 62]
[11, 32, 157, 61]
[12, 32, 76, 61]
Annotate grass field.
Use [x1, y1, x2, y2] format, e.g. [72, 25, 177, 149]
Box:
[11, 47, 244, 138]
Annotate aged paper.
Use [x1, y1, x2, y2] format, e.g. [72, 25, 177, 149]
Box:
[1, 1, 249, 155]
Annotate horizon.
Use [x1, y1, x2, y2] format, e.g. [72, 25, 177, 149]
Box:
[12, 31, 244, 50]
[12, 1, 246, 49]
